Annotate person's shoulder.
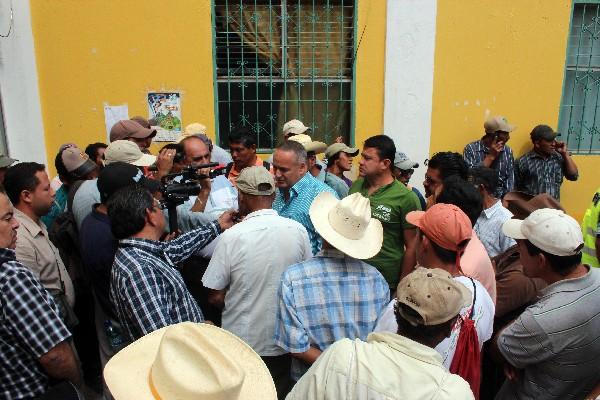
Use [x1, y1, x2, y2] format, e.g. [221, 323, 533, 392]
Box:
[464, 139, 481, 151]
[349, 177, 365, 193]
[281, 258, 320, 281]
[438, 373, 475, 400]
[0, 259, 37, 284]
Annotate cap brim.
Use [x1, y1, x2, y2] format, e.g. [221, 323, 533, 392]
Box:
[502, 219, 527, 240]
[405, 210, 426, 229]
[104, 324, 276, 400]
[0, 157, 17, 168]
[309, 192, 383, 259]
[131, 154, 157, 167]
[130, 128, 156, 139]
[304, 141, 327, 154]
[70, 159, 98, 178]
[396, 161, 419, 170]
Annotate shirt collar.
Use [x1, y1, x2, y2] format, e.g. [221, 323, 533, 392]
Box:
[0, 247, 16, 261]
[244, 208, 278, 220]
[278, 173, 313, 198]
[14, 208, 44, 237]
[482, 199, 503, 219]
[119, 237, 164, 255]
[316, 248, 347, 258]
[367, 332, 444, 366]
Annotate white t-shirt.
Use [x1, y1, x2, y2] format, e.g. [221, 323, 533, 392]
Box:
[374, 275, 495, 368]
[202, 209, 312, 356]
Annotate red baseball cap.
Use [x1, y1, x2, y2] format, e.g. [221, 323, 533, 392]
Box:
[406, 203, 472, 252]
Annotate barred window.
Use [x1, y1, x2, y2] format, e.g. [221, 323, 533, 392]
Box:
[559, 2, 600, 154]
[213, 0, 355, 151]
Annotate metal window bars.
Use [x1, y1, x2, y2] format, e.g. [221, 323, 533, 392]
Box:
[559, 2, 600, 154]
[213, 0, 355, 151]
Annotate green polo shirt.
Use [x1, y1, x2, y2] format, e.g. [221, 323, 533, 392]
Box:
[349, 177, 421, 289]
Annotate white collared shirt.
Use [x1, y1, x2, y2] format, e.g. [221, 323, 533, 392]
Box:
[474, 200, 516, 258]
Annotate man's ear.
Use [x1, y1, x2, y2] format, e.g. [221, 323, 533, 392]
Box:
[381, 158, 392, 170]
[20, 190, 33, 206]
[145, 207, 160, 228]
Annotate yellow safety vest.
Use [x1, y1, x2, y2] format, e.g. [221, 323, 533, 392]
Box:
[581, 188, 600, 268]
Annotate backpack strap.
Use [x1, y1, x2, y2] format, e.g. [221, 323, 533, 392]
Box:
[262, 160, 271, 170]
[468, 277, 477, 320]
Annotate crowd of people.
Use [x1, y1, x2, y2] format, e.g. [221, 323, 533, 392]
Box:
[0, 114, 599, 400]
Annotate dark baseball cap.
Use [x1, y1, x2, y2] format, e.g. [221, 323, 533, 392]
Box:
[110, 120, 157, 142]
[97, 162, 161, 203]
[530, 124, 557, 142]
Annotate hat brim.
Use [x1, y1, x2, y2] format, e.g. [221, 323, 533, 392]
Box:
[286, 126, 310, 136]
[304, 141, 327, 154]
[0, 157, 16, 168]
[309, 192, 383, 259]
[104, 324, 277, 400]
[70, 159, 98, 179]
[396, 160, 419, 170]
[405, 210, 426, 229]
[502, 219, 527, 240]
[131, 154, 157, 167]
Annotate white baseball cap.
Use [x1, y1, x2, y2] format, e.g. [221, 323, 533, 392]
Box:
[502, 208, 583, 256]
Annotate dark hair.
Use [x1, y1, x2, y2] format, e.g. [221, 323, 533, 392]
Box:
[395, 302, 454, 341]
[229, 126, 257, 148]
[327, 151, 341, 167]
[107, 184, 155, 239]
[276, 140, 307, 164]
[85, 142, 108, 161]
[363, 135, 396, 166]
[3, 162, 46, 205]
[428, 152, 468, 180]
[55, 150, 69, 178]
[160, 143, 184, 163]
[468, 166, 498, 195]
[523, 239, 582, 276]
[436, 175, 483, 226]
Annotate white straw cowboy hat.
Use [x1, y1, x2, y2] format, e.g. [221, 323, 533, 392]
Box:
[104, 322, 276, 400]
[309, 192, 383, 259]
[288, 134, 327, 154]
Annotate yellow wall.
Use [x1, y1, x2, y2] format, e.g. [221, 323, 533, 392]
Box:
[30, 0, 384, 174]
[430, 0, 593, 220]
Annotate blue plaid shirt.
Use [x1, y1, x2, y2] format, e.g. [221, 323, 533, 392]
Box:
[515, 150, 578, 201]
[110, 221, 221, 342]
[273, 173, 338, 255]
[0, 248, 71, 399]
[274, 249, 389, 381]
[464, 139, 515, 198]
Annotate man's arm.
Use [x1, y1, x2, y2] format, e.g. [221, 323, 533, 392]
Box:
[561, 152, 579, 181]
[400, 228, 418, 280]
[291, 347, 322, 366]
[39, 341, 82, 387]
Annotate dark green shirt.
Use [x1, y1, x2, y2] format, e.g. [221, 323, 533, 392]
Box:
[349, 177, 421, 289]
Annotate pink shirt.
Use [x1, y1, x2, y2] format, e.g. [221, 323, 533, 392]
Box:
[461, 231, 497, 305]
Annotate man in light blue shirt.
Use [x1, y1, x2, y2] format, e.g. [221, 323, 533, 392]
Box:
[272, 140, 337, 254]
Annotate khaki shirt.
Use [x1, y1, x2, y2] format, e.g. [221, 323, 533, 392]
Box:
[14, 208, 75, 307]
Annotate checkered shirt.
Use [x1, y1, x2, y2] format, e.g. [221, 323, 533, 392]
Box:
[274, 249, 389, 381]
[273, 173, 338, 255]
[515, 150, 578, 201]
[0, 248, 71, 399]
[110, 221, 221, 342]
[464, 140, 515, 198]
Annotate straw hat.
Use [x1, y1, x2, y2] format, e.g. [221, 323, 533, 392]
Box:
[309, 192, 383, 259]
[176, 122, 208, 143]
[104, 322, 276, 400]
[288, 134, 327, 154]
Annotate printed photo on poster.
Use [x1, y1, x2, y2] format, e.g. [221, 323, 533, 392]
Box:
[147, 92, 182, 141]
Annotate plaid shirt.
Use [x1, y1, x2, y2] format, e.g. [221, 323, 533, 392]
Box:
[274, 249, 389, 381]
[463, 139, 515, 198]
[110, 221, 221, 342]
[0, 248, 71, 399]
[273, 173, 338, 255]
[515, 150, 578, 201]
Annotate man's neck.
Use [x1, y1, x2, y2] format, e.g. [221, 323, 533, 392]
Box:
[130, 226, 161, 242]
[483, 194, 498, 210]
[16, 205, 40, 224]
[365, 172, 394, 192]
[533, 148, 551, 159]
[96, 204, 108, 214]
[422, 256, 460, 277]
[237, 155, 258, 171]
[327, 164, 343, 177]
[543, 263, 588, 286]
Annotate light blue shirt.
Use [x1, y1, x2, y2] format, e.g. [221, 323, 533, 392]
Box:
[273, 173, 338, 255]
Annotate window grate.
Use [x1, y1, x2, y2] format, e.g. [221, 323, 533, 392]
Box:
[559, 3, 600, 154]
[213, 0, 355, 151]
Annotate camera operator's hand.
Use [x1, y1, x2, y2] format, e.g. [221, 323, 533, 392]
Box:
[156, 148, 176, 180]
[217, 210, 238, 231]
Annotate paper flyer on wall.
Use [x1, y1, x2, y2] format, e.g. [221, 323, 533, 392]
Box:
[103, 103, 129, 141]
[147, 92, 182, 142]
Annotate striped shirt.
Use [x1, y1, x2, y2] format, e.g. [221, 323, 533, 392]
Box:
[274, 248, 389, 381]
[273, 173, 338, 255]
[497, 267, 600, 400]
[464, 140, 515, 198]
[515, 150, 578, 201]
[474, 200, 516, 258]
[0, 248, 71, 399]
[110, 221, 221, 342]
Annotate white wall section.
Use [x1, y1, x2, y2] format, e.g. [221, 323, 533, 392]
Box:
[0, 0, 46, 164]
[383, 0, 437, 193]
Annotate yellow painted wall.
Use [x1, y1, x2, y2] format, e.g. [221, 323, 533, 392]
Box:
[430, 0, 594, 220]
[30, 0, 384, 174]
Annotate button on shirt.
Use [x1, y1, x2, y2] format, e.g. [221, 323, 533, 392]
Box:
[273, 173, 338, 255]
[515, 150, 577, 201]
[464, 140, 515, 198]
[14, 208, 75, 307]
[202, 209, 312, 356]
[274, 249, 389, 381]
[110, 221, 221, 342]
[287, 333, 474, 400]
[0, 248, 71, 400]
[474, 200, 516, 258]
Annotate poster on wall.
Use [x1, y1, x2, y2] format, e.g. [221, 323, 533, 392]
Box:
[147, 92, 182, 142]
[103, 103, 129, 141]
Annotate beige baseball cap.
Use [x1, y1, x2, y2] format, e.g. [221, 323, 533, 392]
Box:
[104, 140, 157, 167]
[502, 208, 584, 256]
[236, 166, 275, 196]
[288, 134, 327, 154]
[484, 116, 515, 134]
[325, 143, 359, 159]
[396, 267, 471, 326]
[61, 146, 97, 178]
[110, 120, 157, 142]
[283, 119, 310, 137]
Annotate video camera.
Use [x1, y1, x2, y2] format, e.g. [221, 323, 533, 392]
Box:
[160, 162, 227, 232]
